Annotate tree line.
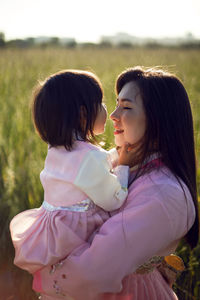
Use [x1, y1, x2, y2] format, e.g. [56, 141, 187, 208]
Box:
[1, 32, 200, 49]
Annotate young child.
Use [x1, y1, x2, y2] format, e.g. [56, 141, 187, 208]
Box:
[10, 70, 132, 275]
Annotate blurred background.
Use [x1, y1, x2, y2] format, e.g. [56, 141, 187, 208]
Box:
[0, 0, 200, 299]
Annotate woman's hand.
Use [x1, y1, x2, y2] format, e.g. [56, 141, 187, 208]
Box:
[118, 143, 136, 167]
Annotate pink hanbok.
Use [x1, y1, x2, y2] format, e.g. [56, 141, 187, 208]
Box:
[10, 141, 129, 274]
[33, 163, 195, 300]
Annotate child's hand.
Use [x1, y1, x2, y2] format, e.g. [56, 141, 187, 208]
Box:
[118, 143, 136, 167]
[116, 146, 121, 155]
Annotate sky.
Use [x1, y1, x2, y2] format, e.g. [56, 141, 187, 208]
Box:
[0, 0, 200, 42]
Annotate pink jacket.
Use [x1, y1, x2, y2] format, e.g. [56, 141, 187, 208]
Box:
[33, 166, 195, 300]
[40, 141, 128, 210]
[10, 141, 128, 274]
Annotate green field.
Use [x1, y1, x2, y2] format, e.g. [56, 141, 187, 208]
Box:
[0, 47, 200, 299]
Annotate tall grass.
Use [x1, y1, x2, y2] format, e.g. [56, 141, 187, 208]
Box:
[0, 47, 200, 299]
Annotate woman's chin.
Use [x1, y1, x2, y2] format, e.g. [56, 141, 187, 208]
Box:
[114, 137, 124, 147]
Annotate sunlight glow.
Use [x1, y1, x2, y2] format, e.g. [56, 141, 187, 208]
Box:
[0, 0, 200, 41]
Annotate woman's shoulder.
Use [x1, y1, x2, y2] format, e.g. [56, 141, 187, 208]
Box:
[128, 167, 193, 206]
[130, 167, 189, 194]
[128, 166, 195, 214]
[127, 167, 195, 234]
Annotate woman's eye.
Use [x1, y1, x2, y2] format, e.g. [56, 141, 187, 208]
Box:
[114, 105, 131, 110]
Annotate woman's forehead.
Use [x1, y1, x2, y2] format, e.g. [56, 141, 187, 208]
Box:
[118, 81, 140, 102]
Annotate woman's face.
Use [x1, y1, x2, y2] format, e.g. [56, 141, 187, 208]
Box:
[110, 81, 146, 147]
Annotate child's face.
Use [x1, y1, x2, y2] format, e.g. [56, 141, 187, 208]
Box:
[93, 103, 107, 135]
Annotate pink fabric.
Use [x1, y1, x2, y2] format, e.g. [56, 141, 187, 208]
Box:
[101, 271, 178, 300]
[35, 269, 178, 300]
[41, 141, 105, 207]
[33, 270, 42, 292]
[10, 140, 111, 273]
[33, 166, 195, 300]
[10, 205, 109, 273]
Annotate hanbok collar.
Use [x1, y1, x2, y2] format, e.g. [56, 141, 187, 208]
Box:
[129, 152, 162, 172]
[47, 133, 84, 150]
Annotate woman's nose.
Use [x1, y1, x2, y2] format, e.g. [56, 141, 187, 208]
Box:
[110, 107, 120, 121]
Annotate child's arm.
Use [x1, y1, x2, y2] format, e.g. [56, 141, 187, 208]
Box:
[107, 147, 119, 168]
[111, 143, 136, 192]
[73, 148, 130, 211]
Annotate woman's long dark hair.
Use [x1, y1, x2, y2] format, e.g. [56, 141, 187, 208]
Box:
[116, 67, 199, 249]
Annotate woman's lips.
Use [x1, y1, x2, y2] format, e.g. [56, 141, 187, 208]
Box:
[114, 129, 124, 135]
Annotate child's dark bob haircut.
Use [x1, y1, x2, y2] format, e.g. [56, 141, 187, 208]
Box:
[32, 70, 103, 150]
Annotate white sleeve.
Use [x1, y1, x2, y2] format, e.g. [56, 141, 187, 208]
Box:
[107, 148, 119, 168]
[74, 150, 129, 211]
[107, 148, 128, 188]
[113, 165, 129, 188]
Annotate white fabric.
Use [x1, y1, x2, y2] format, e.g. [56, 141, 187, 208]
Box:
[74, 150, 128, 211]
[42, 199, 94, 212]
[114, 165, 129, 188]
[107, 148, 119, 169]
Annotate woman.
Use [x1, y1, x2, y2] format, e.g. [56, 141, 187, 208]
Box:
[33, 67, 199, 300]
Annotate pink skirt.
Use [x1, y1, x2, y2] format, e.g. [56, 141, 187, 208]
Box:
[10, 202, 109, 274]
[34, 268, 178, 300]
[101, 270, 178, 300]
